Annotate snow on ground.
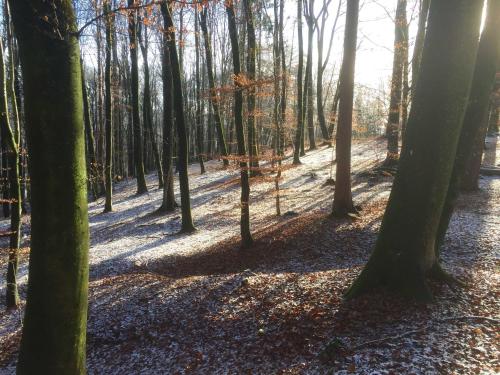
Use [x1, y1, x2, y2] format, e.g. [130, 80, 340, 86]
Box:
[0, 136, 499, 374]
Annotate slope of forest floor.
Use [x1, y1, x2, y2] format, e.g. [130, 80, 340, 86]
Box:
[1, 136, 499, 374]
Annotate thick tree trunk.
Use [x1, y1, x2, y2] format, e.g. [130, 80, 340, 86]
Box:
[161, 1, 195, 233]
[383, 0, 407, 167]
[332, 0, 359, 216]
[10, 0, 89, 372]
[293, 0, 304, 164]
[158, 17, 177, 213]
[226, 1, 253, 247]
[346, 0, 484, 301]
[127, 0, 148, 195]
[104, 0, 113, 212]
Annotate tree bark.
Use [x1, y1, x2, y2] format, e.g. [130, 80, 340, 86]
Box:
[161, 0, 195, 233]
[346, 0, 484, 301]
[104, 0, 113, 212]
[194, 8, 206, 174]
[293, 0, 304, 164]
[383, 0, 407, 167]
[10, 0, 89, 372]
[127, 0, 148, 195]
[332, 0, 359, 216]
[411, 0, 430, 101]
[226, 0, 253, 247]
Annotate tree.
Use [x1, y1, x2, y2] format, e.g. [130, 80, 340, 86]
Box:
[332, 0, 359, 217]
[161, 0, 195, 233]
[199, 8, 229, 167]
[434, 0, 500, 275]
[9, 0, 89, 372]
[293, 0, 305, 164]
[158, 7, 177, 213]
[383, 0, 407, 167]
[127, 0, 148, 195]
[226, 0, 253, 247]
[194, 7, 206, 175]
[346, 0, 484, 301]
[104, 0, 113, 212]
[243, 0, 260, 176]
[304, 0, 316, 151]
[139, 20, 164, 187]
[411, 0, 430, 101]
[1, 15, 21, 309]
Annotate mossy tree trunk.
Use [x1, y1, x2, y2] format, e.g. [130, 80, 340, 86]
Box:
[127, 0, 148, 195]
[200, 9, 229, 167]
[293, 0, 304, 165]
[9, 0, 89, 372]
[332, 0, 359, 217]
[346, 0, 484, 301]
[161, 0, 195, 233]
[383, 0, 407, 167]
[104, 0, 113, 213]
[226, 0, 253, 247]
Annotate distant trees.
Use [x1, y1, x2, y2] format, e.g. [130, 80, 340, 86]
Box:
[332, 0, 359, 217]
[10, 0, 89, 372]
[347, 0, 484, 301]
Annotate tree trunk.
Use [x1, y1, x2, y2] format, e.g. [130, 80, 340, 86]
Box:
[383, 0, 407, 167]
[127, 0, 148, 195]
[10, 0, 89, 372]
[411, 0, 430, 101]
[194, 8, 206, 174]
[139, 23, 164, 188]
[243, 0, 260, 176]
[161, 0, 195, 233]
[200, 9, 229, 167]
[226, 0, 253, 247]
[293, 0, 304, 164]
[305, 10, 316, 151]
[0, 18, 21, 309]
[104, 0, 113, 212]
[346, 0, 484, 301]
[332, 0, 359, 216]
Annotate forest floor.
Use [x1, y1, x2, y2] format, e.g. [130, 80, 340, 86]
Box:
[0, 136, 499, 374]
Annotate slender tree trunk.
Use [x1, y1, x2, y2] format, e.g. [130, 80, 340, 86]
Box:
[305, 12, 316, 151]
[487, 94, 499, 134]
[383, 0, 407, 167]
[81, 58, 99, 200]
[293, 0, 304, 164]
[332, 0, 359, 216]
[161, 0, 195, 233]
[243, 0, 260, 176]
[10, 0, 89, 372]
[103, 0, 113, 212]
[139, 23, 164, 188]
[226, 0, 253, 247]
[411, 0, 430, 101]
[127, 0, 148, 195]
[194, 8, 206, 174]
[346, 0, 484, 301]
[200, 9, 229, 167]
[0, 19, 21, 309]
